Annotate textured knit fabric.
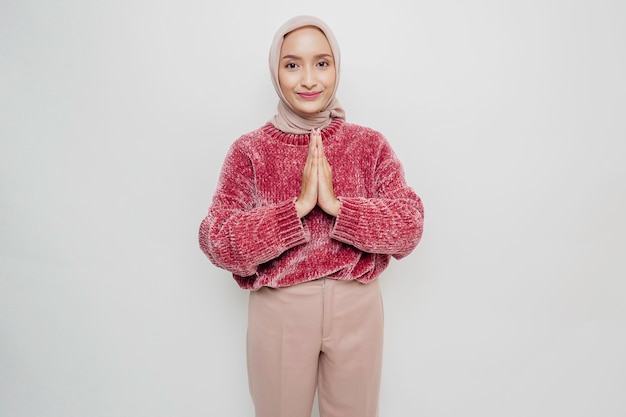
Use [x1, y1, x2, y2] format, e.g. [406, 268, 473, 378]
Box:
[198, 118, 424, 290]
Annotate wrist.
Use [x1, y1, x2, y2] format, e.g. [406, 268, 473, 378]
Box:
[326, 198, 341, 217]
[295, 199, 314, 219]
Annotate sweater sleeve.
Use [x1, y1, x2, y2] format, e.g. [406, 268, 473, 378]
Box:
[330, 139, 424, 259]
[198, 143, 308, 277]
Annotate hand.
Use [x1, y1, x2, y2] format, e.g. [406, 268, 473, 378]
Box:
[295, 129, 319, 218]
[315, 129, 341, 216]
[295, 129, 341, 218]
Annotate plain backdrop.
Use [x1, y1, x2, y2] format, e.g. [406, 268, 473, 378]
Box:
[1, 0, 625, 416]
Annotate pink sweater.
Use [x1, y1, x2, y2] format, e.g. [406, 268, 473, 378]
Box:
[198, 118, 424, 290]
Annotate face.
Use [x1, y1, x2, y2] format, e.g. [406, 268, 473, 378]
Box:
[278, 26, 336, 116]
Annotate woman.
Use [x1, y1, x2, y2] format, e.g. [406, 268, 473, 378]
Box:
[199, 15, 424, 417]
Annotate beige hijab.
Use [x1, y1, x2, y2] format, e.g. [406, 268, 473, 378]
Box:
[268, 15, 346, 134]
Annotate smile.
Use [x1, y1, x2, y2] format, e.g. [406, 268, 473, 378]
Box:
[297, 92, 321, 100]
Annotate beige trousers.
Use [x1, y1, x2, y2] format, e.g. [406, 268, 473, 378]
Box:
[246, 278, 384, 417]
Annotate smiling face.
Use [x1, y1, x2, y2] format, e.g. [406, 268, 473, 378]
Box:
[278, 26, 336, 116]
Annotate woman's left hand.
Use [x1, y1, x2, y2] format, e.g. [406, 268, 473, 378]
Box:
[314, 129, 341, 216]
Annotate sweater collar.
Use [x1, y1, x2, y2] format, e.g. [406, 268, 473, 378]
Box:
[262, 118, 344, 146]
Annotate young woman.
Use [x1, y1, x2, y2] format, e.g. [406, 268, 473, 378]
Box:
[199, 15, 424, 417]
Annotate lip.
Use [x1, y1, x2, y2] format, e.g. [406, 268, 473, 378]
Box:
[297, 92, 321, 100]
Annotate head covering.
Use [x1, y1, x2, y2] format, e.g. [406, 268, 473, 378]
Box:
[268, 15, 346, 134]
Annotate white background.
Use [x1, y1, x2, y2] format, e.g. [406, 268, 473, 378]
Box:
[1, 0, 625, 416]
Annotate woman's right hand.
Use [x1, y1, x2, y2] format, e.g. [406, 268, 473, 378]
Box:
[295, 129, 319, 218]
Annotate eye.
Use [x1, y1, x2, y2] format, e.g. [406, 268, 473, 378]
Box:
[285, 62, 298, 70]
[317, 60, 333, 69]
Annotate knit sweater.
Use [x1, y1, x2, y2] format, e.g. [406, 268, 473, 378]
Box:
[198, 118, 424, 290]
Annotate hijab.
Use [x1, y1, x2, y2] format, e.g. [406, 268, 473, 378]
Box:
[268, 15, 346, 134]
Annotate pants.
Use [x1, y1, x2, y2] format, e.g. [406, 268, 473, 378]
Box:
[246, 278, 384, 417]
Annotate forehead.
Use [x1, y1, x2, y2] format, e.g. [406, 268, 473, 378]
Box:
[281, 26, 332, 55]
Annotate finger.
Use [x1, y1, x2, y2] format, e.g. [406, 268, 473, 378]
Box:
[310, 129, 318, 150]
[319, 151, 332, 183]
[315, 128, 323, 154]
[297, 130, 320, 214]
[317, 158, 339, 216]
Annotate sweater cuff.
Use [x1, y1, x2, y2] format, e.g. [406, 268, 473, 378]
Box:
[275, 199, 309, 249]
[330, 197, 361, 244]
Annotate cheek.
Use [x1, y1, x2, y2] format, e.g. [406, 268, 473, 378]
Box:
[322, 72, 336, 93]
[278, 71, 294, 94]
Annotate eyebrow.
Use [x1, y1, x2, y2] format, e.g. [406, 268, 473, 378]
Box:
[280, 53, 333, 61]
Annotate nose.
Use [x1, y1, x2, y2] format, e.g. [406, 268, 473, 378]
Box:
[300, 67, 316, 89]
